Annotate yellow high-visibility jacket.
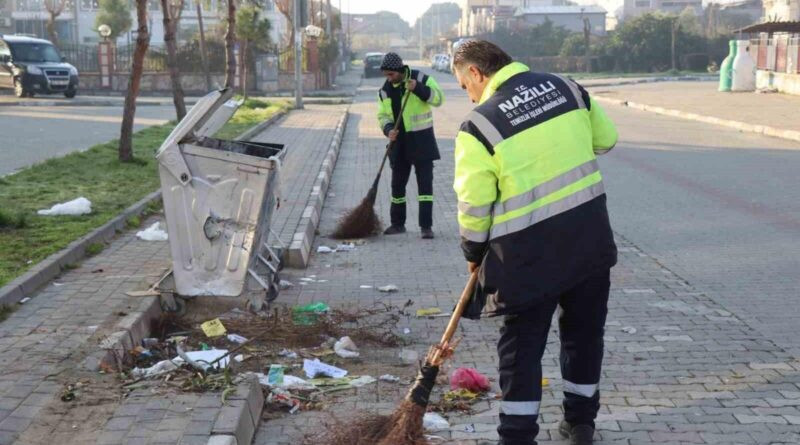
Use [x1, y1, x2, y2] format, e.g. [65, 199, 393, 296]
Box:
[377, 68, 443, 162]
[454, 62, 618, 317]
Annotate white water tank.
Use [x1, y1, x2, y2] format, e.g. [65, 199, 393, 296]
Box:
[731, 39, 756, 91]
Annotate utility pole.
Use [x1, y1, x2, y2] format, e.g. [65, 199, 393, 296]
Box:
[196, 1, 212, 91]
[671, 17, 678, 71]
[582, 13, 591, 73]
[294, 0, 304, 109]
[326, 0, 331, 36]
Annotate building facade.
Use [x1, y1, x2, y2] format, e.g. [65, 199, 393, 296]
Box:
[514, 5, 607, 34]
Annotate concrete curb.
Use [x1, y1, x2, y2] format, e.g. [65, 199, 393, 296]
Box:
[208, 375, 265, 445]
[237, 110, 288, 141]
[0, 190, 162, 307]
[0, 99, 201, 107]
[0, 109, 287, 307]
[594, 96, 800, 144]
[286, 111, 350, 268]
[581, 75, 717, 89]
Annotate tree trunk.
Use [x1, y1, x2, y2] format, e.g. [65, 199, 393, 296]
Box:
[241, 39, 248, 99]
[119, 0, 150, 162]
[45, 0, 66, 47]
[671, 20, 678, 71]
[161, 0, 186, 121]
[224, 0, 237, 89]
[196, 1, 212, 91]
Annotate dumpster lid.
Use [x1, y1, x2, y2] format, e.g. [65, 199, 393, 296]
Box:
[156, 89, 240, 156]
[156, 88, 241, 185]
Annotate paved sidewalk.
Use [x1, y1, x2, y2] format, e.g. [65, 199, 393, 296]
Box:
[587, 81, 800, 135]
[0, 105, 349, 445]
[252, 71, 800, 444]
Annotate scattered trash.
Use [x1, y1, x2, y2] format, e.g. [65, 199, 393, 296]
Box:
[136, 222, 169, 241]
[52, 282, 64, 287]
[19, 297, 31, 304]
[335, 243, 356, 252]
[542, 377, 549, 387]
[234, 354, 245, 362]
[279, 280, 294, 289]
[417, 308, 442, 317]
[292, 302, 330, 325]
[463, 424, 476, 433]
[451, 367, 491, 393]
[226, 334, 248, 344]
[279, 349, 299, 359]
[38, 197, 92, 216]
[91, 268, 104, 273]
[281, 375, 316, 390]
[303, 358, 348, 379]
[131, 359, 179, 378]
[173, 349, 230, 370]
[349, 376, 377, 387]
[60, 385, 76, 402]
[333, 336, 360, 358]
[399, 349, 419, 365]
[268, 364, 285, 386]
[379, 374, 401, 383]
[359, 285, 373, 289]
[268, 388, 301, 414]
[201, 318, 227, 337]
[317, 246, 335, 253]
[403, 328, 412, 335]
[621, 326, 637, 334]
[142, 338, 159, 348]
[378, 284, 399, 293]
[300, 277, 315, 282]
[423, 412, 450, 431]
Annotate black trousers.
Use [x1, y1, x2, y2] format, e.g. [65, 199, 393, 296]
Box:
[390, 157, 433, 228]
[497, 269, 610, 445]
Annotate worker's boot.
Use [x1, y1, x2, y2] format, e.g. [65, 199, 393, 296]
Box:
[558, 420, 594, 445]
[383, 225, 406, 235]
[421, 227, 434, 239]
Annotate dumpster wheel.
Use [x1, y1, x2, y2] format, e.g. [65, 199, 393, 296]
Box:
[160, 292, 188, 316]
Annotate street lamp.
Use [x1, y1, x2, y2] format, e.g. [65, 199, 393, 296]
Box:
[98, 24, 112, 42]
[305, 24, 323, 38]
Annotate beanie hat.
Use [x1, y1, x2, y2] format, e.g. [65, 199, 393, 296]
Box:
[380, 52, 405, 72]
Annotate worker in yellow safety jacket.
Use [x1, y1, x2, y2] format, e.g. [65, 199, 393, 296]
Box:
[452, 40, 618, 445]
[377, 52, 443, 239]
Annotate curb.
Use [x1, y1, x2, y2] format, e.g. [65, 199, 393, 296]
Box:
[237, 110, 288, 141]
[0, 99, 201, 107]
[286, 111, 350, 268]
[208, 374, 264, 445]
[0, 110, 286, 307]
[580, 75, 717, 89]
[594, 96, 800, 144]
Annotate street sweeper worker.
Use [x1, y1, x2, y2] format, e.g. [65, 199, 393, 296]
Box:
[452, 40, 618, 445]
[376, 52, 444, 239]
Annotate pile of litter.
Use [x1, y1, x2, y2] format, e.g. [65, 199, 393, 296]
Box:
[136, 222, 169, 241]
[37, 197, 92, 216]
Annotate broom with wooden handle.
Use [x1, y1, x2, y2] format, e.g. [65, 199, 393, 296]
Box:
[317, 271, 480, 445]
[331, 78, 413, 240]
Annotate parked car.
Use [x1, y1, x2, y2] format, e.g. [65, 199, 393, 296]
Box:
[431, 53, 449, 72]
[434, 54, 451, 72]
[363, 52, 385, 78]
[0, 34, 78, 98]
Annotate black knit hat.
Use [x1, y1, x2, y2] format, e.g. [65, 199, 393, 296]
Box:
[380, 52, 405, 72]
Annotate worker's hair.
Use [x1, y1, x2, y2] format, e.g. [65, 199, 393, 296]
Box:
[453, 40, 512, 76]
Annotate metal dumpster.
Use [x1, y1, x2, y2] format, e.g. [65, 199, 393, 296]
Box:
[155, 88, 285, 300]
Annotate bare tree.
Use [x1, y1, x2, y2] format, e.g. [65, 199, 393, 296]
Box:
[224, 0, 237, 88]
[44, 0, 68, 47]
[118, 0, 150, 162]
[160, 0, 187, 120]
[195, 1, 212, 91]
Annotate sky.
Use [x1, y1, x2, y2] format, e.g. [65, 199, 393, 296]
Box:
[340, 0, 455, 26]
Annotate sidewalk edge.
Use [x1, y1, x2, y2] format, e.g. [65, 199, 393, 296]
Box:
[285, 111, 350, 268]
[594, 96, 800, 144]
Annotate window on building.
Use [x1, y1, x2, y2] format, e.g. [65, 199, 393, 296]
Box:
[635, 0, 650, 6]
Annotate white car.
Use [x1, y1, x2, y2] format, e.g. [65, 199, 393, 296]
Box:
[431, 54, 449, 72]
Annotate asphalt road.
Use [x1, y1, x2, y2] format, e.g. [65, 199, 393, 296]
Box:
[0, 104, 175, 176]
[429, 67, 800, 357]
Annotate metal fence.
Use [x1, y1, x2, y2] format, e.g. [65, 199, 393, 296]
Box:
[59, 44, 99, 73]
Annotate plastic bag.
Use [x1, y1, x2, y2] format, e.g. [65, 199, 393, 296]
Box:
[450, 367, 490, 393]
[292, 302, 330, 325]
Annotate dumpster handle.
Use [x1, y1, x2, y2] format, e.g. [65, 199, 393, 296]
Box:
[236, 166, 261, 175]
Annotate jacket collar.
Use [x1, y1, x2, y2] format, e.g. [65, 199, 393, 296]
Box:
[480, 62, 530, 104]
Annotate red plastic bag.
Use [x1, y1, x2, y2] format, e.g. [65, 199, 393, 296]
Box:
[450, 367, 490, 392]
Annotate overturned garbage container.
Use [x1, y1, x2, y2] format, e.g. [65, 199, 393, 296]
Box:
[156, 88, 285, 302]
